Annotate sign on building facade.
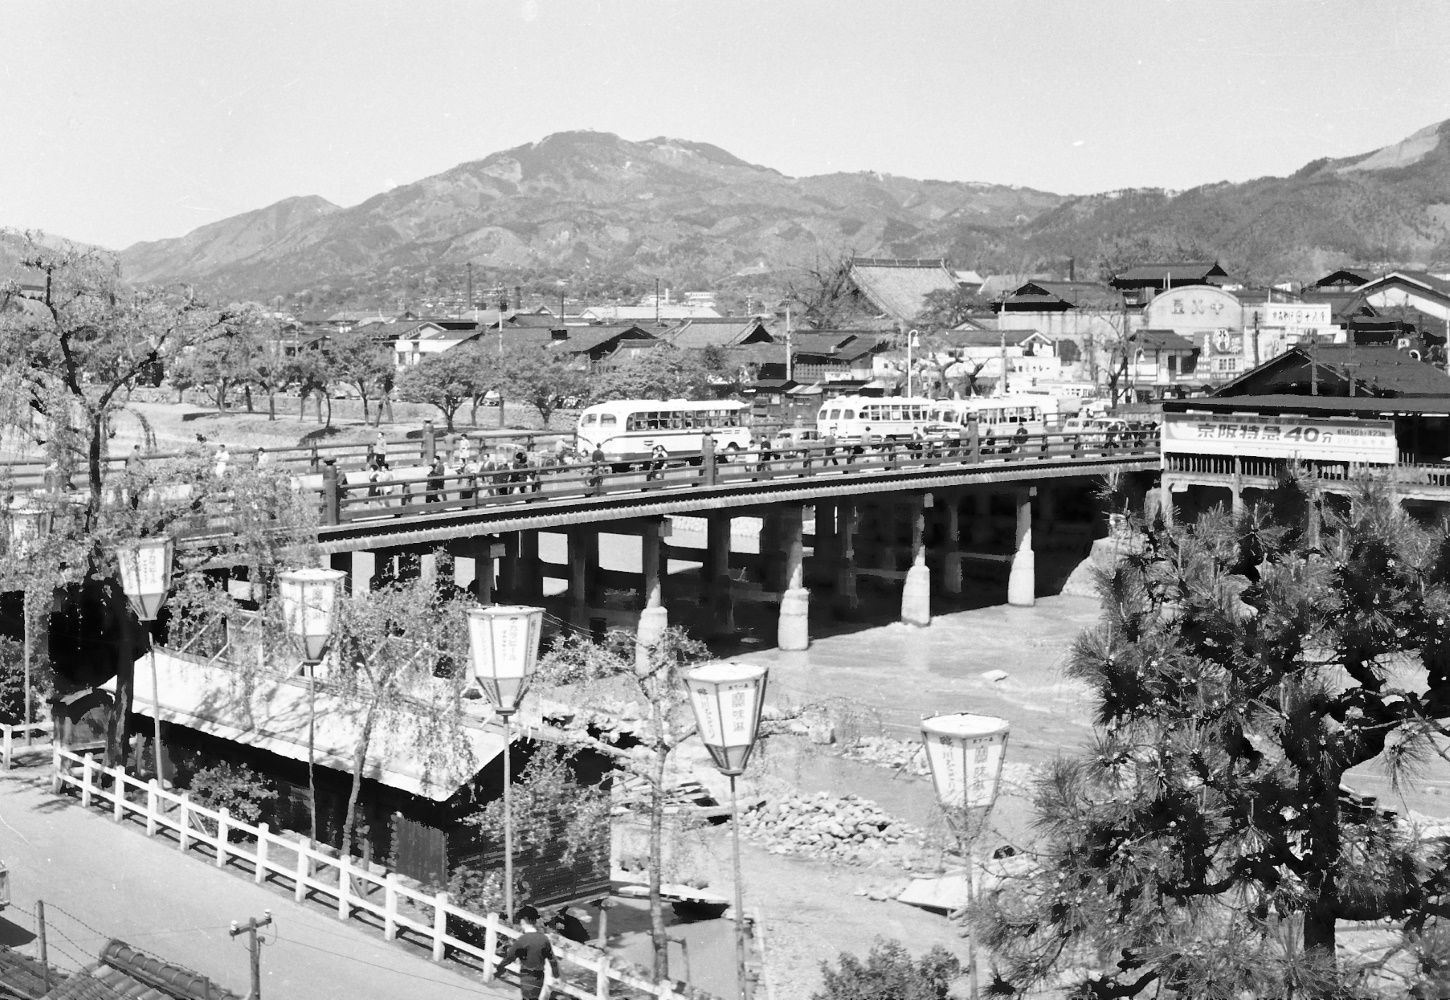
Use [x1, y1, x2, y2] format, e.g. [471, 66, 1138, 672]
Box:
[1162, 412, 1397, 464]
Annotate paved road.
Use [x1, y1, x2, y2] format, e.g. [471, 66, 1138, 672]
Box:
[0, 761, 508, 999]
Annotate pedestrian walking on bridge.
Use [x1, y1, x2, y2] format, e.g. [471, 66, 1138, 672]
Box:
[495, 906, 559, 1000]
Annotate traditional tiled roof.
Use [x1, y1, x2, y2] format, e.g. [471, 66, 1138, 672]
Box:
[847, 257, 959, 322]
[659, 318, 773, 349]
[1361, 270, 1450, 300]
[1311, 267, 1379, 289]
[1215, 344, 1450, 398]
[1001, 280, 1122, 311]
[1111, 261, 1228, 286]
[548, 325, 658, 354]
[44, 939, 242, 1000]
[1135, 329, 1197, 352]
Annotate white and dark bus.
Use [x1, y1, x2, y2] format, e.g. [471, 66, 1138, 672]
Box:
[575, 399, 753, 467]
[815, 396, 937, 442]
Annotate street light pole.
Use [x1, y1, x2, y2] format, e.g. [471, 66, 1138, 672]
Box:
[921, 713, 1011, 1000]
[907, 329, 918, 397]
[683, 661, 770, 1000]
[466, 604, 544, 921]
[115, 536, 175, 782]
[278, 567, 346, 846]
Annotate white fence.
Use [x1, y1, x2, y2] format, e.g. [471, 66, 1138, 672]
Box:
[51, 746, 694, 1000]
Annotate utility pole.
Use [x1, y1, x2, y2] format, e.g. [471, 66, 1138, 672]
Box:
[785, 308, 793, 382]
[466, 262, 474, 318]
[230, 911, 272, 1000]
[36, 900, 51, 994]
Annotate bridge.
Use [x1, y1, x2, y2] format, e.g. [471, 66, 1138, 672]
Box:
[9, 422, 1159, 651]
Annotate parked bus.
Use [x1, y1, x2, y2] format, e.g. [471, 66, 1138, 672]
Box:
[815, 396, 937, 442]
[575, 399, 753, 468]
[930, 396, 1051, 452]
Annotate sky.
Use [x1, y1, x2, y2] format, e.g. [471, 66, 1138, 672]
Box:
[6, 0, 1450, 250]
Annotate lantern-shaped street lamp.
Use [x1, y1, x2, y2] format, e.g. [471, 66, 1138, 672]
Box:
[278, 567, 347, 666]
[684, 662, 769, 1000]
[278, 567, 347, 844]
[8, 502, 52, 747]
[921, 713, 1011, 1000]
[115, 536, 176, 783]
[466, 605, 544, 921]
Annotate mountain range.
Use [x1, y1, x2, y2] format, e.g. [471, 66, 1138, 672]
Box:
[46, 122, 1450, 307]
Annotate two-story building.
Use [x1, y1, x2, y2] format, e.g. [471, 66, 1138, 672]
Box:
[1161, 344, 1450, 524]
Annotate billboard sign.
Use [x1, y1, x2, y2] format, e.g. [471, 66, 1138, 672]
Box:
[1163, 412, 1396, 464]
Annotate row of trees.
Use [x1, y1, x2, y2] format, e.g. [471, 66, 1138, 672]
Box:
[0, 232, 734, 981]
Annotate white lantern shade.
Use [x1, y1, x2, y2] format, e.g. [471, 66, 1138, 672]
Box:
[466, 605, 543, 715]
[921, 713, 1011, 816]
[115, 536, 175, 623]
[684, 661, 769, 777]
[278, 567, 346, 664]
[7, 501, 52, 560]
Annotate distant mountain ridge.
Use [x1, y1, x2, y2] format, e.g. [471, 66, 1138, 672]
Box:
[65, 122, 1450, 304]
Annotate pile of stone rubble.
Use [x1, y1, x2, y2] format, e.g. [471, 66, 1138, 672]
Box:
[739, 791, 920, 864]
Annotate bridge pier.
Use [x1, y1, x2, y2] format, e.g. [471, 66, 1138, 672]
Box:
[902, 495, 931, 627]
[469, 536, 497, 604]
[835, 502, 859, 614]
[778, 504, 810, 651]
[567, 527, 601, 629]
[941, 495, 963, 596]
[1008, 488, 1036, 607]
[704, 514, 736, 636]
[637, 519, 669, 670]
[971, 492, 992, 546]
[329, 551, 355, 595]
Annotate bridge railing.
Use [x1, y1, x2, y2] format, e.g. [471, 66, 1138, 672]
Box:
[313, 429, 1159, 525]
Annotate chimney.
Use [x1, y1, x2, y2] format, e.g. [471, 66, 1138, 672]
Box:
[514, 285, 523, 313]
[1068, 257, 1075, 282]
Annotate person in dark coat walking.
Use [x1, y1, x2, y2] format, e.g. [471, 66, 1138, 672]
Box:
[426, 454, 445, 503]
[495, 906, 559, 1000]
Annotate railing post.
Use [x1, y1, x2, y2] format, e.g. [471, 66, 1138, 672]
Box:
[967, 421, 981, 464]
[80, 756, 93, 807]
[146, 780, 158, 836]
[255, 823, 270, 885]
[431, 890, 450, 962]
[295, 839, 310, 903]
[112, 766, 126, 821]
[702, 441, 717, 487]
[3, 724, 12, 770]
[178, 794, 191, 852]
[216, 808, 230, 867]
[596, 954, 612, 1000]
[309, 443, 320, 473]
[51, 744, 61, 794]
[483, 912, 499, 979]
[384, 875, 399, 941]
[337, 854, 351, 920]
[321, 459, 340, 526]
[422, 420, 436, 461]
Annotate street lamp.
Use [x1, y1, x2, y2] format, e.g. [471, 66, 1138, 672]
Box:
[278, 567, 347, 844]
[920, 713, 1011, 1000]
[8, 501, 52, 746]
[466, 604, 544, 921]
[115, 536, 175, 782]
[907, 329, 920, 397]
[683, 661, 769, 1000]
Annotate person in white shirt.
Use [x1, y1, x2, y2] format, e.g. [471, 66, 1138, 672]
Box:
[214, 444, 230, 478]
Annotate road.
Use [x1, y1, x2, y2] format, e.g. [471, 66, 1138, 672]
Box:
[0, 761, 507, 999]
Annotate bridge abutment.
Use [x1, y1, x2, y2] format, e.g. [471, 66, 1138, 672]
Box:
[705, 514, 736, 636]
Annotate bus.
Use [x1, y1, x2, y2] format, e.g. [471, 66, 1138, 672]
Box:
[933, 397, 1049, 440]
[575, 399, 754, 467]
[815, 396, 937, 442]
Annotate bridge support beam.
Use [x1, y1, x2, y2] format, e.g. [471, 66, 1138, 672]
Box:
[835, 502, 859, 614]
[778, 505, 810, 651]
[1008, 488, 1036, 607]
[811, 502, 836, 587]
[705, 514, 736, 635]
[329, 551, 354, 595]
[941, 495, 963, 596]
[637, 519, 669, 671]
[902, 495, 931, 627]
[471, 536, 495, 605]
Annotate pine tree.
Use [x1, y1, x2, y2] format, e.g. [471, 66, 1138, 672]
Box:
[982, 477, 1450, 999]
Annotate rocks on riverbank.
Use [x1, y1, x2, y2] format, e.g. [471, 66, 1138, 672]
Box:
[739, 791, 920, 864]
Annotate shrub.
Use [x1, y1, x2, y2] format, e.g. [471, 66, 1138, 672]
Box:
[814, 940, 961, 1000]
[183, 762, 277, 839]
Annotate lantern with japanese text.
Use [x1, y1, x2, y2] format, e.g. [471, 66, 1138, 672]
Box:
[278, 567, 346, 664]
[115, 536, 175, 623]
[465, 605, 544, 717]
[684, 661, 769, 777]
[921, 712, 1011, 835]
